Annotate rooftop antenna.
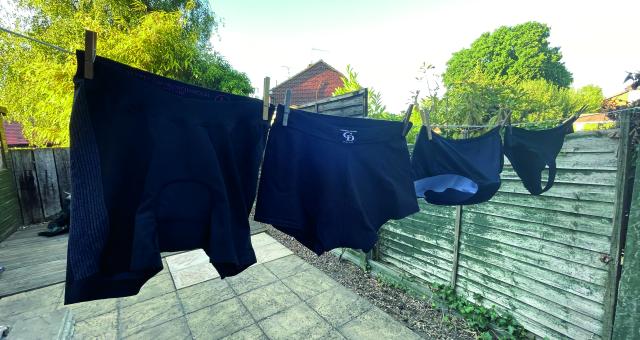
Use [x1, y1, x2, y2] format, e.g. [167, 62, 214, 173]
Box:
[280, 65, 290, 78]
[311, 48, 329, 63]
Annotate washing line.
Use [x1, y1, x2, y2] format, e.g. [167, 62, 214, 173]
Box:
[0, 26, 73, 54]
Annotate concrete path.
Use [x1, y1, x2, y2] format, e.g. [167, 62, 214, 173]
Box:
[0, 233, 422, 339]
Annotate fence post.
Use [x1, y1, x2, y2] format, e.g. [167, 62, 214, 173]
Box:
[450, 205, 463, 287]
[450, 128, 468, 288]
[0, 106, 10, 169]
[0, 107, 23, 240]
[602, 109, 635, 340]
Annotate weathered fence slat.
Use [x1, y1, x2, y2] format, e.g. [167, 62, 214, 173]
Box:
[462, 211, 612, 253]
[457, 259, 604, 320]
[11, 150, 44, 224]
[7, 148, 71, 225]
[612, 145, 640, 338]
[450, 205, 462, 287]
[33, 149, 61, 218]
[296, 89, 368, 117]
[602, 112, 634, 340]
[53, 148, 71, 201]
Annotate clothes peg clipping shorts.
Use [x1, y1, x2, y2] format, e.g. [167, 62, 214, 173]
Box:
[262, 77, 270, 121]
[84, 30, 97, 79]
[283, 89, 292, 126]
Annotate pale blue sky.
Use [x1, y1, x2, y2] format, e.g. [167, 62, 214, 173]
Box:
[211, 0, 640, 112]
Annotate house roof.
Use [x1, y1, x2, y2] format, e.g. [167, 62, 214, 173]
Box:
[575, 113, 614, 123]
[605, 90, 630, 101]
[2, 121, 29, 146]
[270, 60, 345, 106]
[273, 60, 344, 90]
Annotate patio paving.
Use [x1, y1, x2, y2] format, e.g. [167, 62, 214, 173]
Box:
[0, 232, 422, 339]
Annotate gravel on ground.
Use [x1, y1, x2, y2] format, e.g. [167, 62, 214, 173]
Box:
[264, 225, 477, 340]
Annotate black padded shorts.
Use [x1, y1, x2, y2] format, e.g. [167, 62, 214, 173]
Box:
[65, 51, 271, 303]
[254, 107, 419, 255]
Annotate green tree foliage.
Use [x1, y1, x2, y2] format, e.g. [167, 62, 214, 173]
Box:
[443, 22, 573, 89]
[429, 71, 604, 129]
[432, 22, 604, 132]
[333, 64, 388, 116]
[0, 0, 252, 146]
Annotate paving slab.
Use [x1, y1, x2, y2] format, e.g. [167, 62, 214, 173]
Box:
[165, 249, 209, 273]
[263, 255, 313, 279]
[307, 286, 373, 327]
[221, 324, 268, 340]
[186, 297, 254, 340]
[258, 302, 340, 340]
[339, 307, 423, 340]
[62, 297, 117, 322]
[250, 232, 278, 248]
[8, 308, 73, 340]
[254, 241, 293, 264]
[120, 273, 174, 307]
[123, 316, 191, 340]
[177, 278, 234, 314]
[227, 264, 278, 295]
[281, 267, 340, 301]
[171, 262, 219, 289]
[118, 292, 183, 337]
[73, 310, 118, 340]
[238, 281, 301, 321]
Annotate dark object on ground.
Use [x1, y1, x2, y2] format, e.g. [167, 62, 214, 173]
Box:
[0, 325, 10, 338]
[39, 194, 70, 237]
[264, 224, 476, 340]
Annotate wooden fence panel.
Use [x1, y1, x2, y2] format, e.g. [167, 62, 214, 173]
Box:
[33, 148, 61, 218]
[8, 148, 70, 225]
[53, 148, 71, 201]
[0, 112, 22, 241]
[0, 168, 21, 241]
[296, 89, 368, 117]
[375, 130, 620, 339]
[378, 203, 456, 286]
[11, 149, 44, 224]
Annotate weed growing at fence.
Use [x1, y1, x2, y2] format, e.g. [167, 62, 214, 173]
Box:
[375, 274, 527, 340]
[430, 284, 527, 340]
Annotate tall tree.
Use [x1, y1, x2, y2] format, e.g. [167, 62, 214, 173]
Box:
[0, 0, 252, 146]
[443, 22, 573, 89]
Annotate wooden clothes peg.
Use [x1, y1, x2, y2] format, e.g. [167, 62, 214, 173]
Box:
[262, 77, 270, 121]
[402, 103, 414, 136]
[84, 30, 97, 79]
[282, 89, 292, 126]
[402, 91, 418, 136]
[505, 109, 513, 134]
[424, 103, 433, 140]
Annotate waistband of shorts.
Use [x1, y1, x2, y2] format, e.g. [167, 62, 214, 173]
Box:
[75, 50, 262, 105]
[273, 105, 407, 145]
[425, 125, 502, 144]
[507, 115, 575, 136]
